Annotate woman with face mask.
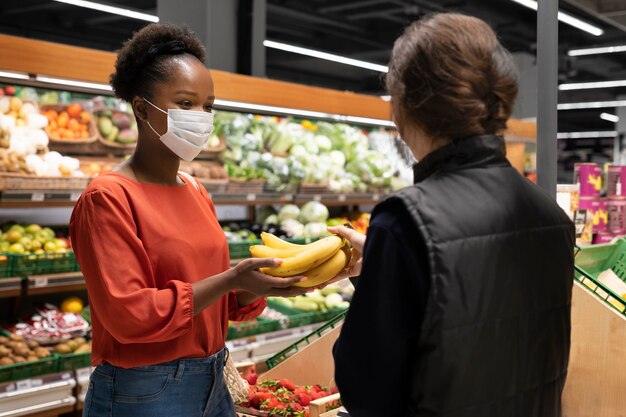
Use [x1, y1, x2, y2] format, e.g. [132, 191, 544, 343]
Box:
[69, 24, 308, 417]
[329, 14, 575, 417]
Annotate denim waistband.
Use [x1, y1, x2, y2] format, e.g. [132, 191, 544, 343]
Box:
[98, 347, 227, 375]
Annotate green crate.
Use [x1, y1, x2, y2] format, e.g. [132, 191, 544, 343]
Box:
[0, 254, 11, 278]
[574, 239, 626, 317]
[10, 250, 78, 277]
[227, 318, 283, 340]
[266, 311, 347, 369]
[0, 355, 59, 383]
[267, 298, 348, 328]
[57, 351, 91, 371]
[228, 238, 309, 260]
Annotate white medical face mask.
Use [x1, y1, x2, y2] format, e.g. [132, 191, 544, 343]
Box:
[143, 98, 214, 162]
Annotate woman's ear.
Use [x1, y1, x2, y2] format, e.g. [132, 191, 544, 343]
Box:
[132, 97, 149, 123]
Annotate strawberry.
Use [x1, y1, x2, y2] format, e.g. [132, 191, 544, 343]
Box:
[297, 392, 312, 406]
[243, 373, 258, 385]
[330, 386, 340, 394]
[290, 402, 304, 411]
[278, 378, 296, 391]
[250, 391, 273, 408]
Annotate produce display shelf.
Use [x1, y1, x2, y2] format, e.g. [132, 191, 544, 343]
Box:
[0, 356, 59, 384]
[0, 277, 22, 298]
[267, 299, 348, 328]
[574, 239, 626, 317]
[26, 272, 85, 296]
[266, 311, 347, 369]
[0, 190, 386, 208]
[0, 190, 82, 206]
[0, 371, 76, 417]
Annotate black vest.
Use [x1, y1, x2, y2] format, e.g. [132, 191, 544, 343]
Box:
[374, 135, 574, 417]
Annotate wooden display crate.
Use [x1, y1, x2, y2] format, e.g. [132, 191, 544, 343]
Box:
[562, 282, 626, 415]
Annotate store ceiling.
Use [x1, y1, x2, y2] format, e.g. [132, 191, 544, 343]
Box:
[0, 0, 625, 137]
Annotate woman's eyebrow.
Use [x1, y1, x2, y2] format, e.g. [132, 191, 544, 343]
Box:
[174, 90, 198, 96]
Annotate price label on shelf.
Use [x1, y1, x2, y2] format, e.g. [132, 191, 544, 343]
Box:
[16, 380, 32, 391]
[246, 194, 256, 202]
[76, 368, 92, 380]
[283, 194, 293, 201]
[33, 277, 49, 288]
[338, 194, 346, 202]
[313, 195, 322, 202]
[372, 194, 381, 201]
[70, 192, 82, 201]
[30, 379, 43, 388]
[31, 192, 45, 202]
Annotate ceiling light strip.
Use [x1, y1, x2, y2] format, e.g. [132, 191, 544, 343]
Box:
[559, 79, 626, 90]
[568, 45, 626, 56]
[558, 100, 626, 110]
[52, 0, 159, 23]
[600, 113, 620, 123]
[35, 75, 113, 91]
[557, 131, 618, 139]
[263, 40, 389, 73]
[509, 0, 604, 36]
[214, 99, 394, 127]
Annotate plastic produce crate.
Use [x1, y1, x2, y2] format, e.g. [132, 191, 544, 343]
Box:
[0, 355, 59, 383]
[574, 238, 626, 317]
[9, 250, 79, 277]
[226, 318, 282, 340]
[266, 311, 347, 369]
[57, 351, 91, 372]
[228, 238, 309, 260]
[0, 254, 11, 278]
[267, 298, 348, 328]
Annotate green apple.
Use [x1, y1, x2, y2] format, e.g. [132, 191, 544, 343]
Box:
[31, 240, 42, 251]
[44, 241, 57, 253]
[6, 230, 22, 243]
[8, 225, 25, 235]
[8, 243, 25, 254]
[25, 224, 42, 235]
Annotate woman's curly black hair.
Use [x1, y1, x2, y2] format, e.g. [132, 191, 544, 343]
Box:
[110, 23, 206, 102]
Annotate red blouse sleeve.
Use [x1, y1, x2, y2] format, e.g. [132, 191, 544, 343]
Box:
[228, 292, 267, 321]
[70, 189, 194, 344]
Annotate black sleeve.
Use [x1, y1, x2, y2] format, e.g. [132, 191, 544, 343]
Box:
[333, 202, 430, 417]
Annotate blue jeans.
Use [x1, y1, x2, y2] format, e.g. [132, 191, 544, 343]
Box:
[83, 348, 236, 417]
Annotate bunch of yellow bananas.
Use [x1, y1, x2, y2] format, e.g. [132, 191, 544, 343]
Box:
[249, 232, 351, 288]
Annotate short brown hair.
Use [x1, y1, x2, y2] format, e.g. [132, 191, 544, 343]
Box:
[386, 13, 518, 140]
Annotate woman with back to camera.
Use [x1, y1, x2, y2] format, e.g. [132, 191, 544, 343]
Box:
[70, 24, 308, 417]
[330, 13, 574, 417]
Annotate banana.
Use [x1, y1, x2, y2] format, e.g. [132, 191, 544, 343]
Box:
[293, 243, 351, 288]
[260, 235, 344, 277]
[260, 232, 304, 249]
[249, 244, 305, 259]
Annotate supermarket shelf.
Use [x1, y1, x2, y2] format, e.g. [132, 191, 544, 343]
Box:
[0, 371, 76, 417]
[0, 190, 384, 207]
[27, 273, 85, 296]
[0, 278, 23, 298]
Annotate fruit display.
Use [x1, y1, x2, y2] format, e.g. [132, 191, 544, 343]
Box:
[0, 223, 69, 254]
[95, 109, 138, 145]
[270, 285, 351, 312]
[42, 103, 93, 141]
[8, 304, 89, 345]
[250, 233, 350, 288]
[0, 332, 52, 366]
[53, 337, 91, 355]
[239, 379, 340, 417]
[327, 212, 370, 234]
[0, 96, 48, 153]
[0, 149, 84, 177]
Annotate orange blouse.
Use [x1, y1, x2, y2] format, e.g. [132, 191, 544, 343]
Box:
[69, 172, 265, 368]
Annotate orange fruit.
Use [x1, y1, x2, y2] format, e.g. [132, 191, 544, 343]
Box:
[67, 118, 80, 131]
[57, 115, 68, 128]
[67, 103, 82, 119]
[44, 109, 58, 121]
[49, 120, 58, 130]
[78, 111, 90, 125]
[81, 131, 90, 139]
